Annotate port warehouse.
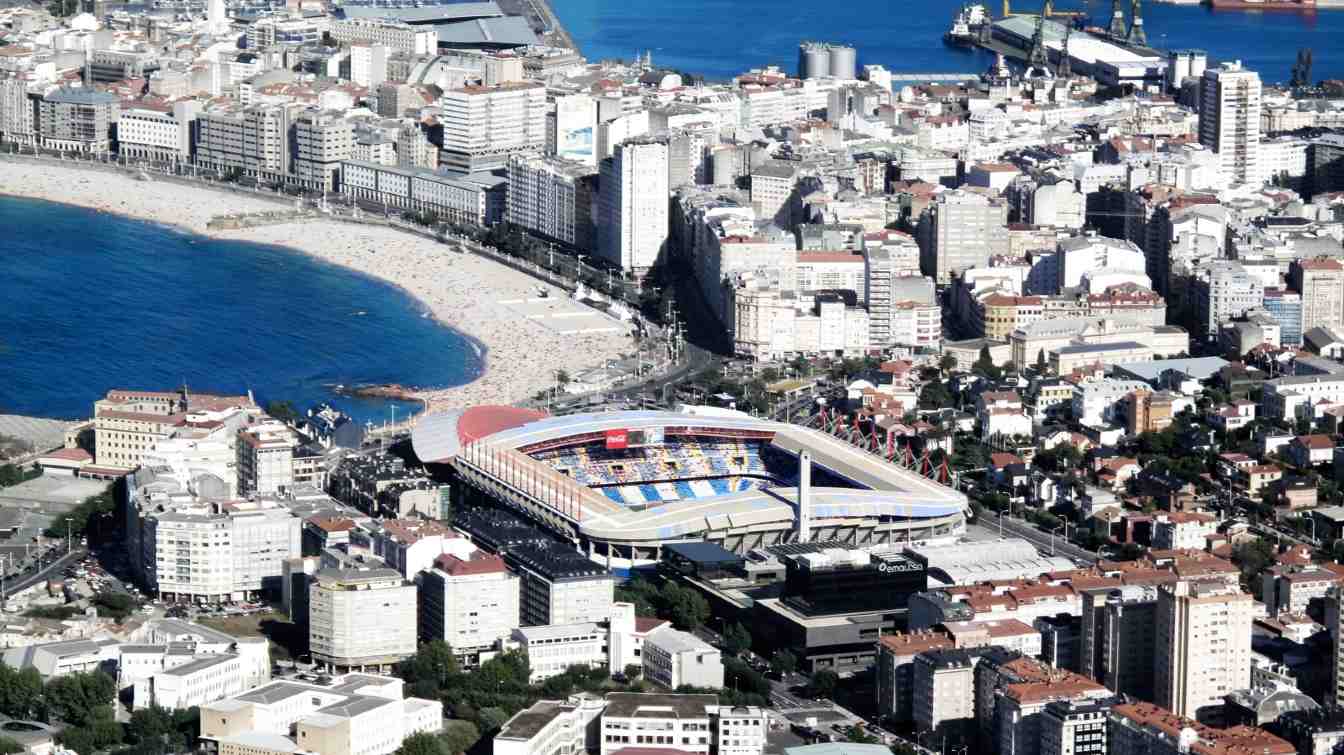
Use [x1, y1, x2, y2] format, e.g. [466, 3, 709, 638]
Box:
[410, 407, 968, 567]
[992, 15, 1167, 88]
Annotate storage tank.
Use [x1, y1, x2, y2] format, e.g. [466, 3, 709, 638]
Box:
[798, 43, 830, 80]
[828, 44, 857, 81]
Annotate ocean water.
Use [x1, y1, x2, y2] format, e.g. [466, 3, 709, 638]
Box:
[554, 0, 1344, 84]
[0, 196, 485, 425]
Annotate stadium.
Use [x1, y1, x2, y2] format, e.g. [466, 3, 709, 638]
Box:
[411, 406, 968, 567]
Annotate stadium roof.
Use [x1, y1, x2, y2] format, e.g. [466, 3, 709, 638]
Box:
[435, 16, 536, 47]
[663, 541, 745, 565]
[412, 405, 548, 463]
[340, 1, 502, 24]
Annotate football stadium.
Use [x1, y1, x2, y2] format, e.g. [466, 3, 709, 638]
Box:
[411, 406, 968, 566]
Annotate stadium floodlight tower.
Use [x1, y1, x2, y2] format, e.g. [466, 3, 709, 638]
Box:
[796, 451, 814, 542]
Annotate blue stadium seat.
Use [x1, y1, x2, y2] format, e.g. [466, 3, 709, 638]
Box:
[676, 481, 695, 499]
[639, 484, 660, 501]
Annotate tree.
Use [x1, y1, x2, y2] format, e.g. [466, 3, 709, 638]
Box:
[265, 400, 300, 424]
[0, 738, 22, 755]
[477, 707, 509, 734]
[93, 591, 136, 621]
[973, 346, 1002, 380]
[125, 706, 174, 746]
[1034, 349, 1047, 373]
[939, 354, 957, 374]
[918, 381, 953, 410]
[44, 486, 116, 544]
[1231, 538, 1277, 588]
[396, 731, 451, 755]
[555, 370, 571, 387]
[722, 623, 752, 656]
[440, 721, 481, 755]
[402, 640, 459, 697]
[0, 464, 23, 488]
[809, 669, 838, 699]
[660, 583, 709, 630]
[623, 663, 642, 681]
[769, 650, 798, 677]
[44, 672, 117, 726]
[0, 663, 44, 719]
[614, 578, 660, 617]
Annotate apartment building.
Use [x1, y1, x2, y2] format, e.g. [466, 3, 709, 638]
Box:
[597, 139, 670, 279]
[1079, 585, 1160, 701]
[506, 153, 597, 249]
[417, 554, 519, 658]
[1154, 580, 1253, 719]
[236, 421, 299, 496]
[439, 82, 546, 172]
[1039, 698, 1114, 755]
[38, 87, 117, 153]
[916, 189, 1009, 284]
[329, 17, 437, 55]
[876, 630, 957, 722]
[131, 497, 302, 602]
[1108, 700, 1294, 755]
[1261, 565, 1341, 618]
[196, 102, 298, 183]
[118, 101, 199, 161]
[308, 568, 417, 671]
[341, 160, 507, 226]
[505, 544, 615, 627]
[0, 77, 37, 145]
[93, 389, 250, 471]
[642, 628, 723, 690]
[495, 700, 595, 755]
[199, 674, 442, 755]
[995, 672, 1110, 755]
[912, 648, 976, 733]
[598, 693, 718, 755]
[291, 110, 353, 191]
[365, 518, 475, 578]
[1288, 258, 1344, 332]
[1199, 62, 1263, 186]
[731, 287, 870, 361]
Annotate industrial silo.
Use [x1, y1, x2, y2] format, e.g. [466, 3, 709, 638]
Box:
[828, 44, 857, 81]
[798, 42, 830, 80]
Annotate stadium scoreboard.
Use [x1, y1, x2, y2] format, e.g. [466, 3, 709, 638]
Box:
[605, 427, 665, 450]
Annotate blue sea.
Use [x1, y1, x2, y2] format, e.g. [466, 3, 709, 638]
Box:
[0, 197, 485, 425]
[555, 0, 1344, 84]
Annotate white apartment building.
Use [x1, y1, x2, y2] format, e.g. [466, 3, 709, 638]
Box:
[237, 421, 299, 496]
[599, 693, 718, 755]
[132, 497, 301, 603]
[291, 110, 353, 191]
[341, 160, 506, 226]
[916, 189, 1010, 284]
[506, 153, 596, 249]
[1056, 235, 1149, 292]
[200, 674, 442, 755]
[597, 139, 669, 278]
[366, 518, 475, 578]
[439, 82, 546, 171]
[1071, 380, 1151, 428]
[417, 554, 520, 657]
[642, 628, 723, 690]
[349, 43, 387, 89]
[912, 649, 976, 732]
[136, 653, 245, 711]
[1262, 373, 1344, 421]
[118, 101, 199, 161]
[550, 92, 597, 166]
[329, 18, 437, 55]
[714, 707, 766, 755]
[513, 623, 607, 683]
[309, 568, 417, 671]
[732, 287, 870, 361]
[495, 700, 591, 755]
[889, 302, 942, 350]
[1289, 258, 1344, 332]
[1155, 580, 1253, 719]
[1199, 62, 1262, 186]
[1193, 261, 1264, 340]
[1151, 513, 1218, 551]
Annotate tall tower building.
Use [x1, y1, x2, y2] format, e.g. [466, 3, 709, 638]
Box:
[1329, 585, 1344, 706]
[1199, 62, 1263, 186]
[208, 0, 227, 35]
[597, 139, 669, 280]
[1154, 580, 1253, 720]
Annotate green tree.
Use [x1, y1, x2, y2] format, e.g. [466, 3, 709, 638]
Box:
[44, 486, 116, 543]
[1034, 349, 1047, 373]
[809, 669, 838, 699]
[401, 640, 459, 697]
[660, 583, 709, 630]
[440, 721, 481, 755]
[973, 347, 1002, 380]
[939, 354, 957, 374]
[395, 731, 452, 755]
[623, 664, 642, 681]
[918, 381, 953, 410]
[1231, 538, 1277, 588]
[769, 650, 798, 676]
[0, 663, 44, 719]
[45, 671, 117, 726]
[722, 623, 752, 656]
[0, 464, 24, 488]
[0, 737, 23, 755]
[125, 706, 174, 745]
[265, 400, 300, 424]
[477, 706, 509, 734]
[93, 591, 136, 622]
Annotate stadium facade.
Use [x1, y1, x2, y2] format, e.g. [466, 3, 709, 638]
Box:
[411, 407, 968, 566]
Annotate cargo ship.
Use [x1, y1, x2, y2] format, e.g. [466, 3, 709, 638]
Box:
[1207, 0, 1314, 9]
[944, 4, 989, 47]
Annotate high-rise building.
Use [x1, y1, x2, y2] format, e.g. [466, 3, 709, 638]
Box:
[1264, 288, 1304, 345]
[505, 544, 616, 627]
[1310, 133, 1344, 198]
[308, 568, 417, 671]
[439, 82, 547, 173]
[207, 0, 227, 35]
[291, 110, 353, 191]
[1192, 261, 1263, 340]
[349, 42, 388, 89]
[0, 77, 38, 146]
[506, 153, 597, 249]
[916, 189, 1009, 284]
[1289, 258, 1344, 332]
[548, 92, 597, 166]
[1199, 62, 1263, 185]
[396, 121, 438, 169]
[329, 18, 438, 55]
[196, 102, 298, 183]
[38, 87, 118, 153]
[1328, 585, 1344, 706]
[236, 421, 299, 496]
[597, 139, 669, 279]
[1154, 580, 1253, 720]
[417, 554, 520, 661]
[1039, 698, 1114, 755]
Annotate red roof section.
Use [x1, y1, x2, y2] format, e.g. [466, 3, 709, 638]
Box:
[457, 405, 549, 445]
[435, 553, 508, 577]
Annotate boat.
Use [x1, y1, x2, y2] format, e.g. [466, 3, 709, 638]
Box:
[943, 4, 989, 46]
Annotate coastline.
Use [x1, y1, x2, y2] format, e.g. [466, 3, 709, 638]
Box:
[0, 160, 635, 415]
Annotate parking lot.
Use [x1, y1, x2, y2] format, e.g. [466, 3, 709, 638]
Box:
[496, 295, 629, 336]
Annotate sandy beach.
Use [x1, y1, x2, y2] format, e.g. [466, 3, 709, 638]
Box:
[0, 160, 635, 414]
